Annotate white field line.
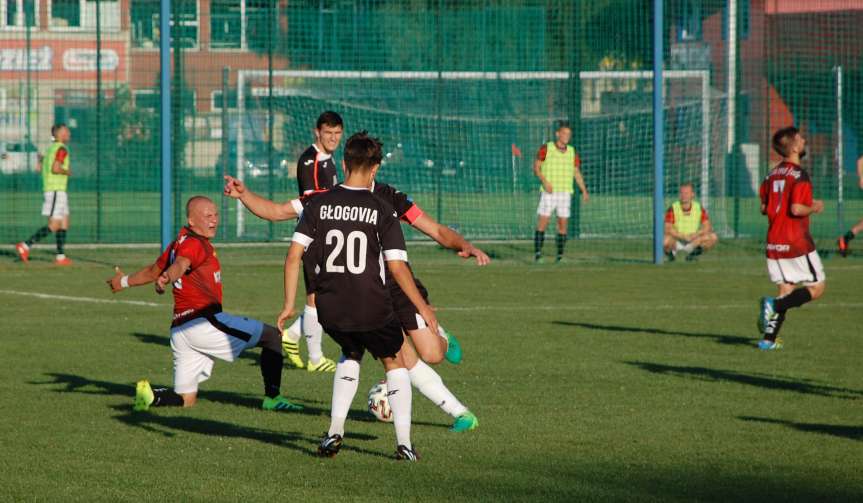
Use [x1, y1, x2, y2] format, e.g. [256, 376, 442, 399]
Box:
[0, 289, 164, 308]
[2, 289, 858, 313]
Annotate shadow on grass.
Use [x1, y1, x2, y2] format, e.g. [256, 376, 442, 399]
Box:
[626, 362, 863, 400]
[553, 321, 754, 347]
[34, 372, 450, 428]
[739, 416, 863, 441]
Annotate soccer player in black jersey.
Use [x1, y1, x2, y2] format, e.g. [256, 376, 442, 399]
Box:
[224, 174, 487, 432]
[282, 111, 344, 372]
[277, 132, 435, 461]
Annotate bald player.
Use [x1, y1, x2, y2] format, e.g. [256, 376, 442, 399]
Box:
[106, 196, 303, 412]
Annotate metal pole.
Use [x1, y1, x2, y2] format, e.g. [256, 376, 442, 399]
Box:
[836, 65, 844, 233]
[728, 0, 739, 237]
[160, 0, 172, 249]
[220, 67, 229, 240]
[653, 0, 664, 264]
[96, 0, 102, 241]
[267, 2, 275, 240]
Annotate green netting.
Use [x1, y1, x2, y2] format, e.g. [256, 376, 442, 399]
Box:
[1, 1, 862, 261]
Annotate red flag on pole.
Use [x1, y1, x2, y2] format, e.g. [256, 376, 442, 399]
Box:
[511, 143, 522, 157]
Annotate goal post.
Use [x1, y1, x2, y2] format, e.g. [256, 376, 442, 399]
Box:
[233, 69, 714, 240]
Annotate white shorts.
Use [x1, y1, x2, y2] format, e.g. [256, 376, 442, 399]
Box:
[767, 251, 826, 286]
[170, 312, 264, 394]
[41, 191, 69, 218]
[536, 192, 572, 218]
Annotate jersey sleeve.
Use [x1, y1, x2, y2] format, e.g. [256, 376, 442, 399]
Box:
[292, 202, 317, 248]
[536, 144, 547, 161]
[573, 151, 582, 168]
[701, 207, 710, 224]
[175, 238, 207, 269]
[297, 155, 317, 195]
[379, 183, 424, 224]
[155, 245, 172, 270]
[54, 147, 68, 164]
[664, 207, 675, 224]
[378, 204, 408, 262]
[790, 178, 813, 207]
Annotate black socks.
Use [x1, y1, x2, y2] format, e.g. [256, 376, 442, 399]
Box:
[152, 387, 184, 407]
[844, 230, 856, 243]
[26, 226, 51, 246]
[260, 347, 283, 399]
[774, 288, 813, 313]
[556, 233, 567, 260]
[534, 231, 545, 258]
[55, 230, 67, 255]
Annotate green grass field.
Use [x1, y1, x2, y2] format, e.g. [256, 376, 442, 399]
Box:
[0, 244, 861, 502]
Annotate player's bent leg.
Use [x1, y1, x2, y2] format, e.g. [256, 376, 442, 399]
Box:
[258, 324, 303, 412]
[406, 327, 446, 365]
[281, 316, 305, 368]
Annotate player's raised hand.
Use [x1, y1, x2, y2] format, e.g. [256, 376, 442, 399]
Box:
[276, 306, 296, 331]
[106, 266, 125, 293]
[812, 199, 824, 214]
[223, 175, 246, 199]
[458, 243, 491, 266]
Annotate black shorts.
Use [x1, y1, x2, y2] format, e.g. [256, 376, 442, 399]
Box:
[326, 316, 404, 360]
[390, 276, 430, 331]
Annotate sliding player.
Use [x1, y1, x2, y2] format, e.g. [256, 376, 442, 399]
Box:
[279, 132, 433, 460]
[280, 111, 344, 372]
[224, 163, 486, 432]
[757, 127, 826, 350]
[107, 196, 302, 412]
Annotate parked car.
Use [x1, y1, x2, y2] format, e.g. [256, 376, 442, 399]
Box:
[0, 140, 39, 175]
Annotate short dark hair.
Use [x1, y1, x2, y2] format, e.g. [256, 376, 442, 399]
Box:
[316, 111, 343, 130]
[343, 131, 383, 172]
[556, 121, 571, 131]
[772, 126, 799, 157]
[680, 182, 694, 190]
[51, 123, 67, 137]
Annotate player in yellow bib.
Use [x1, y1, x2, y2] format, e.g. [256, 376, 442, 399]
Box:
[533, 121, 589, 262]
[663, 182, 718, 261]
[16, 124, 73, 265]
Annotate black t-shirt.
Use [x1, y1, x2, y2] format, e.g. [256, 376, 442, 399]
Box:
[296, 144, 338, 196]
[371, 182, 427, 293]
[292, 185, 407, 331]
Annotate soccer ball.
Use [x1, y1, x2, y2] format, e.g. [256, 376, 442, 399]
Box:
[367, 379, 393, 423]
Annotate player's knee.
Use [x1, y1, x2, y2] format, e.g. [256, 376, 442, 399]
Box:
[258, 324, 282, 353]
[808, 282, 826, 299]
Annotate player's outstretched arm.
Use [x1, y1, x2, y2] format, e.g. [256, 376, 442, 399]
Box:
[106, 263, 162, 293]
[277, 242, 304, 330]
[155, 256, 192, 295]
[410, 214, 490, 266]
[388, 260, 439, 335]
[223, 175, 299, 221]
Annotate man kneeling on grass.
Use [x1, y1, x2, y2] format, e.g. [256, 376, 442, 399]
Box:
[106, 196, 302, 412]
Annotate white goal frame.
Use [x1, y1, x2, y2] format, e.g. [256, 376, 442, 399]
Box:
[234, 69, 710, 238]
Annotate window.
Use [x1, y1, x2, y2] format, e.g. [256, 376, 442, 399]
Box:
[50, 0, 120, 31]
[131, 0, 198, 49]
[2, 0, 38, 29]
[676, 0, 702, 42]
[210, 89, 237, 112]
[132, 89, 158, 111]
[211, 0, 274, 50]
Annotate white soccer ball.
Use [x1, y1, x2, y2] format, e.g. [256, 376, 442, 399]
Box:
[367, 379, 393, 423]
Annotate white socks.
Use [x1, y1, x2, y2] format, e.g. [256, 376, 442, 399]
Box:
[682, 242, 696, 253]
[302, 305, 324, 364]
[409, 361, 468, 418]
[386, 368, 413, 450]
[283, 316, 302, 343]
[328, 357, 360, 437]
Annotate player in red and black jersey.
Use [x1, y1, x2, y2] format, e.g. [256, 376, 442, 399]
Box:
[279, 132, 434, 461]
[224, 173, 489, 432]
[284, 111, 345, 372]
[756, 127, 827, 350]
[106, 196, 303, 412]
